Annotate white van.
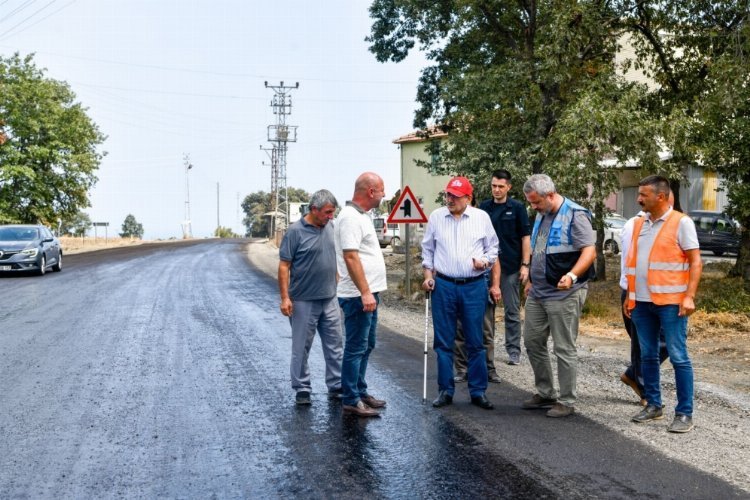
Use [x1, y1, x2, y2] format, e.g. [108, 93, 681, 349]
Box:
[372, 217, 400, 248]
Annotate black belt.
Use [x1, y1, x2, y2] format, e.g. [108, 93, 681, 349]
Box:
[435, 272, 484, 285]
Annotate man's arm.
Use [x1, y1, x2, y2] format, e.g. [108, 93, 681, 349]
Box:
[519, 235, 531, 283]
[278, 260, 293, 317]
[558, 245, 596, 290]
[489, 259, 501, 303]
[681, 248, 702, 317]
[342, 250, 377, 312]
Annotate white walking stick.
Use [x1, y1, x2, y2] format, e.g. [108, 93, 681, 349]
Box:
[422, 282, 433, 404]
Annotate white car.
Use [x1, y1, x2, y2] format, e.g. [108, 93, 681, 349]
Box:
[602, 214, 627, 255]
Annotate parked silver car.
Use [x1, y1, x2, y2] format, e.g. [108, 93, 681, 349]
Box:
[0, 224, 62, 275]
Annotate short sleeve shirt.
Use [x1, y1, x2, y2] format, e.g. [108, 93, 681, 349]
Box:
[334, 203, 387, 298]
[479, 197, 531, 273]
[529, 209, 594, 301]
[633, 209, 699, 302]
[279, 217, 337, 301]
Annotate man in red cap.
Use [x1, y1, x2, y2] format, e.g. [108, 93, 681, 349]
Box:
[421, 176, 499, 410]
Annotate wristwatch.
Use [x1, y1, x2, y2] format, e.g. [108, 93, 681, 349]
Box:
[565, 272, 578, 283]
[521, 262, 530, 267]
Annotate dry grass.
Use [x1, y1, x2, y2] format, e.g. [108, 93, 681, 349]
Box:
[581, 258, 750, 343]
[59, 236, 163, 255]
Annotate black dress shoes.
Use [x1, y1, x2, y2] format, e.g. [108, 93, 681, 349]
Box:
[471, 394, 494, 410]
[432, 391, 453, 408]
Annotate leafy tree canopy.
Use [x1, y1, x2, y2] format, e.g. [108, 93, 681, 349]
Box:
[367, 1, 668, 198]
[241, 187, 310, 237]
[0, 53, 106, 225]
[60, 210, 92, 237]
[120, 214, 144, 239]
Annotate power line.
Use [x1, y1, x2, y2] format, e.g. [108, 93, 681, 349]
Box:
[0, 45, 418, 85]
[0, 0, 56, 40]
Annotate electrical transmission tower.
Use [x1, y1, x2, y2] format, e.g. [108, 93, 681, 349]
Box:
[262, 81, 298, 241]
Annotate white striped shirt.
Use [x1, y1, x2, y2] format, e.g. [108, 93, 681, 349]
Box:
[421, 206, 499, 278]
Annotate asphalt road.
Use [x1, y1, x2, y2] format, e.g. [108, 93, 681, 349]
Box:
[0, 240, 744, 498]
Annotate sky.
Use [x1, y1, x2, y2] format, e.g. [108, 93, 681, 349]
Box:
[0, 0, 426, 239]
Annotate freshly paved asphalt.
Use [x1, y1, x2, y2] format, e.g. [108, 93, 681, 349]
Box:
[0, 239, 744, 498]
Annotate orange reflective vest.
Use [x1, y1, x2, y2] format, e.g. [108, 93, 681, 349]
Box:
[625, 210, 689, 310]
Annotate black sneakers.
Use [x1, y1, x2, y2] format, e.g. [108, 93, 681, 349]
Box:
[295, 391, 312, 405]
[631, 404, 664, 423]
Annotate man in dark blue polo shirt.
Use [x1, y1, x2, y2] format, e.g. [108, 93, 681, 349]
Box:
[479, 169, 531, 366]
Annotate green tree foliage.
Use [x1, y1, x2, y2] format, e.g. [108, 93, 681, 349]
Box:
[367, 1, 666, 278]
[120, 214, 144, 239]
[60, 210, 92, 237]
[0, 53, 106, 225]
[241, 187, 310, 237]
[613, 2, 749, 282]
[694, 20, 750, 287]
[213, 226, 238, 238]
[613, 1, 749, 211]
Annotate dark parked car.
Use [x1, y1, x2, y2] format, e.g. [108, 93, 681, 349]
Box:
[0, 224, 63, 275]
[688, 211, 741, 256]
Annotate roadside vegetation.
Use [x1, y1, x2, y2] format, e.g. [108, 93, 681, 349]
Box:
[582, 257, 750, 341]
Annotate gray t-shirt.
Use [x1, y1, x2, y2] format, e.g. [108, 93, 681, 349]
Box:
[634, 209, 699, 302]
[279, 217, 337, 301]
[530, 210, 594, 300]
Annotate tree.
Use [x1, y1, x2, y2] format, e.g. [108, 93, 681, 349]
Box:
[367, 1, 667, 278]
[241, 187, 310, 237]
[120, 214, 144, 239]
[60, 210, 92, 237]
[0, 53, 106, 225]
[613, 1, 749, 284]
[695, 20, 750, 288]
[213, 226, 238, 238]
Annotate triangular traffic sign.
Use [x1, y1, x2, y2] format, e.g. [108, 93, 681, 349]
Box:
[387, 185, 428, 224]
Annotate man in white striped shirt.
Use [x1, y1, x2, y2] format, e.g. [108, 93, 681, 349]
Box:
[421, 176, 500, 410]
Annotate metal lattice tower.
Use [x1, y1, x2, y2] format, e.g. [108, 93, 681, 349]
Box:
[263, 81, 298, 239]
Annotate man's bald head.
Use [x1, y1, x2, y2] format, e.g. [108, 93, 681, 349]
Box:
[351, 172, 385, 211]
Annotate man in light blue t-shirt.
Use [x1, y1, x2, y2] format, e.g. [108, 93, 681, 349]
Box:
[279, 189, 343, 406]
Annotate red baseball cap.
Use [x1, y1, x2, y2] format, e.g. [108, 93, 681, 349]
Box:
[445, 176, 473, 197]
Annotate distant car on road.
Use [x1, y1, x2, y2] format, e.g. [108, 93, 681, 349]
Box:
[0, 224, 63, 275]
[373, 217, 401, 248]
[688, 210, 741, 256]
[602, 214, 627, 255]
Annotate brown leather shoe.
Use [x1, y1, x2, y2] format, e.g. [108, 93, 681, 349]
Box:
[620, 373, 643, 399]
[343, 401, 380, 417]
[361, 394, 386, 408]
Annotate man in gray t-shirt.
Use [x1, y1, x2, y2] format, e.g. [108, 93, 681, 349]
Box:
[278, 189, 343, 405]
[521, 174, 596, 418]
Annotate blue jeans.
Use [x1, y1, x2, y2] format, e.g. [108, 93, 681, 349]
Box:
[338, 294, 379, 406]
[631, 302, 694, 416]
[432, 277, 488, 398]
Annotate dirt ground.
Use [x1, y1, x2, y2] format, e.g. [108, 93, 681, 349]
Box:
[381, 248, 750, 396]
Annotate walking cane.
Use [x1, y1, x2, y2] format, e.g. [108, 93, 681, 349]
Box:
[422, 281, 433, 404]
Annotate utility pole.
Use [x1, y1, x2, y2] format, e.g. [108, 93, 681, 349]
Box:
[216, 182, 220, 231]
[263, 81, 298, 244]
[183, 154, 193, 239]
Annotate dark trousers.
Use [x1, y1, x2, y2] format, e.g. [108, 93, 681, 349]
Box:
[454, 300, 497, 376]
[621, 289, 668, 391]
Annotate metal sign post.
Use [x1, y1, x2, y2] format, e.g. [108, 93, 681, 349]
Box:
[386, 186, 429, 298]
